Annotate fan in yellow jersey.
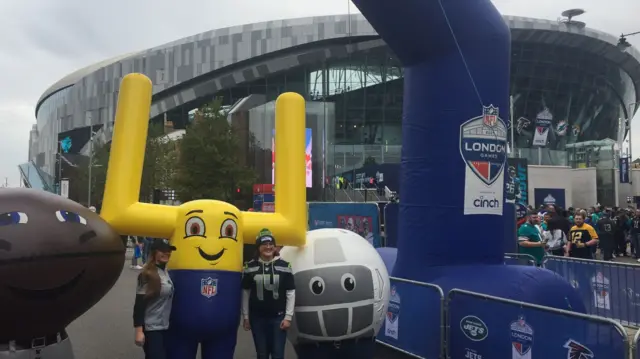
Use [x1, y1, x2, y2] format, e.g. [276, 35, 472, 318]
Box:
[567, 213, 599, 259]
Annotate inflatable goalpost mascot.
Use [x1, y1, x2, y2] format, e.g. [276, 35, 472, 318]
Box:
[100, 73, 307, 359]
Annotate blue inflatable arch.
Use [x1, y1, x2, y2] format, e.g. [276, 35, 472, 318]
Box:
[354, 0, 585, 310]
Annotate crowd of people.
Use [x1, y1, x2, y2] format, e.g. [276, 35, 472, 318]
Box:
[517, 203, 640, 265]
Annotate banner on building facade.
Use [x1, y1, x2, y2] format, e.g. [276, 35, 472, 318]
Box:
[60, 179, 70, 198]
[534, 188, 566, 209]
[506, 158, 528, 207]
[620, 157, 630, 184]
[532, 108, 553, 147]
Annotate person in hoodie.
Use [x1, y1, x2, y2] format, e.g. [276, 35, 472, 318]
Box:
[241, 229, 296, 359]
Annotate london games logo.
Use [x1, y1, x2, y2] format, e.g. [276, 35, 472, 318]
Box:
[385, 286, 401, 340]
[510, 316, 533, 359]
[201, 277, 218, 298]
[460, 105, 507, 215]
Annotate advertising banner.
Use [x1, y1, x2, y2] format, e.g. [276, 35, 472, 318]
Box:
[377, 279, 443, 359]
[544, 257, 640, 327]
[383, 203, 399, 247]
[448, 289, 627, 359]
[459, 105, 507, 216]
[308, 202, 382, 247]
[532, 108, 553, 147]
[506, 158, 528, 206]
[272, 128, 312, 188]
[534, 188, 566, 209]
[620, 157, 630, 184]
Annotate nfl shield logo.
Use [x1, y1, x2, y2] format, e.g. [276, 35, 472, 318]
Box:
[483, 105, 498, 127]
[460, 105, 508, 186]
[201, 277, 218, 298]
[510, 316, 534, 356]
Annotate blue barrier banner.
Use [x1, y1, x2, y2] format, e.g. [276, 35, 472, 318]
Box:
[308, 202, 382, 247]
[448, 289, 627, 359]
[377, 278, 443, 358]
[544, 256, 640, 327]
[383, 203, 399, 248]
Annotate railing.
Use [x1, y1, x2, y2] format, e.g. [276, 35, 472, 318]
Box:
[543, 255, 640, 327]
[504, 253, 536, 266]
[374, 277, 629, 358]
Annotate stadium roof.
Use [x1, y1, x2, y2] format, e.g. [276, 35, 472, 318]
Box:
[36, 14, 640, 115]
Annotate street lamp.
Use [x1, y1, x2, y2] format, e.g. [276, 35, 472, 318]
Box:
[87, 125, 99, 207]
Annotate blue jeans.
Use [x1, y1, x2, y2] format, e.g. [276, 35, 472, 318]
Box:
[250, 315, 287, 359]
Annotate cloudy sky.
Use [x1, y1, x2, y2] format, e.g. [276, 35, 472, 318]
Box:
[0, 0, 638, 187]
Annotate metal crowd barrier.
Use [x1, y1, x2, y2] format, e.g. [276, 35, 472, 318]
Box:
[504, 253, 536, 266]
[543, 255, 640, 327]
[376, 277, 445, 359]
[447, 289, 628, 358]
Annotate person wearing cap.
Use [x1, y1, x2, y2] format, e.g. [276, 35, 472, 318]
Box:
[241, 229, 296, 359]
[133, 238, 176, 359]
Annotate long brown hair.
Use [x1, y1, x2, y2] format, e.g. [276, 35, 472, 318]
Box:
[140, 250, 161, 299]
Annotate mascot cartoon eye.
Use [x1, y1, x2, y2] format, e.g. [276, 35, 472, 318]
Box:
[341, 273, 356, 292]
[309, 276, 325, 295]
[185, 217, 206, 238]
[0, 211, 28, 226]
[220, 219, 238, 240]
[55, 211, 86, 225]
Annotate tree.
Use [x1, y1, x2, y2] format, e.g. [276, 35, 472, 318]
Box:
[75, 121, 177, 207]
[173, 99, 257, 203]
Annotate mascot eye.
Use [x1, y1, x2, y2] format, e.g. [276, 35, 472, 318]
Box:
[55, 211, 86, 225]
[185, 217, 206, 237]
[220, 219, 238, 240]
[309, 276, 325, 295]
[0, 212, 28, 226]
[341, 273, 356, 292]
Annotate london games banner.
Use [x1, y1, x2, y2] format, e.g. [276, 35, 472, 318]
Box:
[532, 108, 553, 147]
[459, 105, 507, 216]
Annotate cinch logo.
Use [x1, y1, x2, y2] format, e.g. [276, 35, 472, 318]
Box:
[473, 196, 500, 208]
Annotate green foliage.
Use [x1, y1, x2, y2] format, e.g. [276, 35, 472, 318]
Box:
[173, 99, 257, 202]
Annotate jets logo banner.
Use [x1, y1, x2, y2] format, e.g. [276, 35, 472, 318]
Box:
[532, 108, 553, 147]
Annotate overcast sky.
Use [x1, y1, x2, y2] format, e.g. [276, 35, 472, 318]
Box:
[0, 0, 638, 187]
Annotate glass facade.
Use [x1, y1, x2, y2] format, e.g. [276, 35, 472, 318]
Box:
[34, 86, 73, 174]
[511, 42, 635, 165]
[208, 42, 635, 188]
[30, 38, 637, 198]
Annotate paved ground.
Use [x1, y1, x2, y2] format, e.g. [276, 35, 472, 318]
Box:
[67, 257, 402, 359]
[67, 259, 298, 359]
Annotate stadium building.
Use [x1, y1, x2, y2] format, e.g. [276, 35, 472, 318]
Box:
[23, 14, 640, 205]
